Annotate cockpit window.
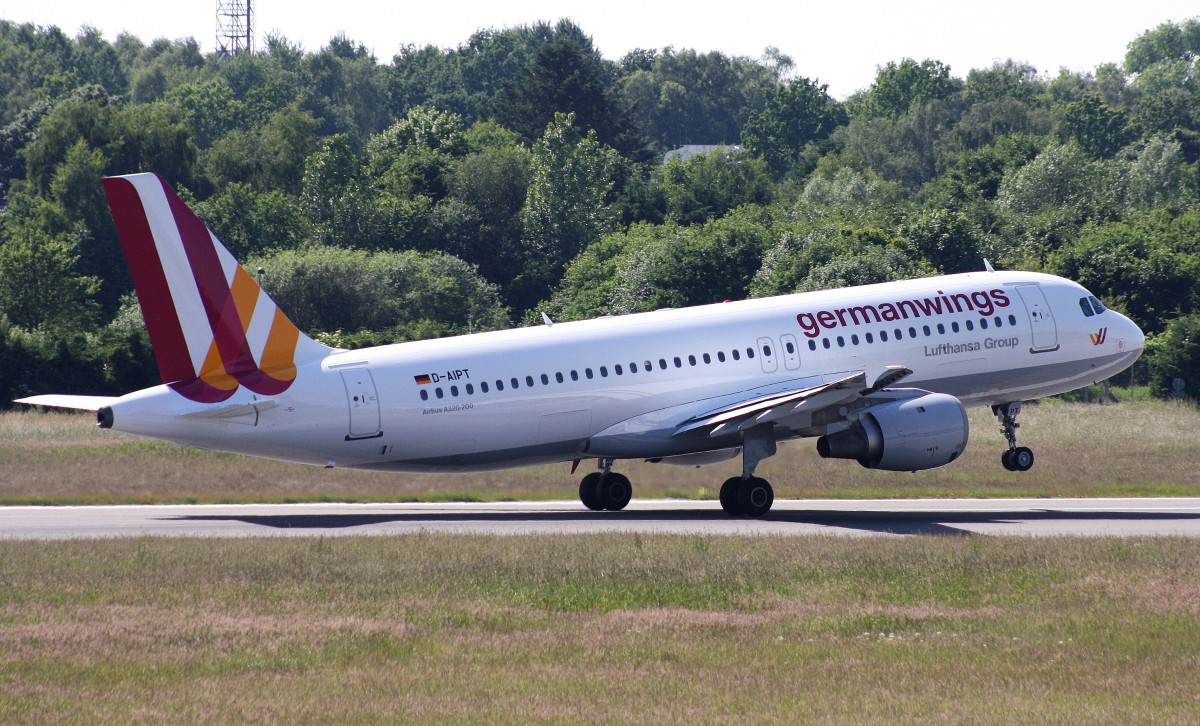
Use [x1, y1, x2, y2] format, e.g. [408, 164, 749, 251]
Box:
[1089, 296, 1107, 314]
[1079, 297, 1095, 317]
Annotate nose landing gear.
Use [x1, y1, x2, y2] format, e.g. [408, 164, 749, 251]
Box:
[994, 402, 1034, 472]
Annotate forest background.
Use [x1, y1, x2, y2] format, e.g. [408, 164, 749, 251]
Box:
[2, 16, 1199, 404]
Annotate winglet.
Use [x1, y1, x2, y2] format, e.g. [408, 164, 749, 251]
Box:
[102, 173, 330, 403]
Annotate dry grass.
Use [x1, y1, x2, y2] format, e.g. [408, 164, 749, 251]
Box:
[1, 534, 1198, 723]
[2, 398, 1199, 504]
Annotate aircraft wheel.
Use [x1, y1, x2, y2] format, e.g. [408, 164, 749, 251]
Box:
[1011, 447, 1035, 472]
[579, 472, 603, 510]
[1001, 449, 1016, 471]
[737, 477, 774, 518]
[719, 477, 743, 516]
[598, 472, 632, 511]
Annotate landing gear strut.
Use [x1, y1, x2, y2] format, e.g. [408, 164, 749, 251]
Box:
[720, 426, 777, 517]
[578, 459, 632, 511]
[993, 402, 1034, 472]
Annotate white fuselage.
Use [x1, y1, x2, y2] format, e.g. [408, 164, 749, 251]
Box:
[105, 271, 1144, 473]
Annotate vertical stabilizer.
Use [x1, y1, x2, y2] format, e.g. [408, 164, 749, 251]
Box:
[103, 173, 330, 402]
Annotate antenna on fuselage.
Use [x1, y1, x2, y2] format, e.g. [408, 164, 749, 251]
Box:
[983, 259, 996, 273]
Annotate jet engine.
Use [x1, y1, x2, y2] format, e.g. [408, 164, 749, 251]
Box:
[816, 393, 968, 471]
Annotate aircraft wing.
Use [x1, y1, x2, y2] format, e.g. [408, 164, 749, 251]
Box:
[672, 366, 912, 439]
[14, 394, 118, 411]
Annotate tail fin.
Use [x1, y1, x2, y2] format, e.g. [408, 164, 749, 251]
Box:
[103, 173, 330, 403]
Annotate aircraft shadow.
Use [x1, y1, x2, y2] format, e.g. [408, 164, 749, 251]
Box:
[174, 507, 1200, 537]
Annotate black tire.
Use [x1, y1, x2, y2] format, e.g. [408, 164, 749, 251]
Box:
[737, 477, 774, 517]
[579, 472, 603, 510]
[1012, 447, 1034, 472]
[719, 477, 742, 516]
[1001, 449, 1016, 471]
[600, 472, 632, 511]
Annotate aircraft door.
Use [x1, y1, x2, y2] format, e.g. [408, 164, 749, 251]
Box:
[780, 334, 801, 371]
[757, 337, 778, 374]
[1014, 284, 1059, 353]
[341, 368, 382, 440]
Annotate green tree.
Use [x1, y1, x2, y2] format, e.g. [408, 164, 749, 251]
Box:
[0, 219, 99, 333]
[655, 148, 772, 225]
[741, 77, 846, 177]
[849, 59, 961, 120]
[518, 112, 621, 309]
[1145, 313, 1200, 399]
[1062, 94, 1139, 158]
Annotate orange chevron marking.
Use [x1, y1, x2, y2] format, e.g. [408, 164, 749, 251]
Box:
[230, 266, 260, 332]
[197, 339, 240, 391]
[259, 307, 300, 381]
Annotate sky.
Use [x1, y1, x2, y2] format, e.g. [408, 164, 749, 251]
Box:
[5, 1, 1198, 98]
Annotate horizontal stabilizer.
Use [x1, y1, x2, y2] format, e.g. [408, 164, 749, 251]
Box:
[14, 394, 118, 412]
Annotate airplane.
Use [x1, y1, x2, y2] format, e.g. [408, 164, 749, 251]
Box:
[16, 173, 1145, 516]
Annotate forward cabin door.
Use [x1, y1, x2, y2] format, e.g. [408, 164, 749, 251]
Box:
[1014, 284, 1059, 353]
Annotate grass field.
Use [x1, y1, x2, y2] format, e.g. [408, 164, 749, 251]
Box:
[2, 397, 1198, 504]
[1, 534, 1198, 723]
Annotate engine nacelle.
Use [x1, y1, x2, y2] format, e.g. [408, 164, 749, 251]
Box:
[816, 393, 969, 471]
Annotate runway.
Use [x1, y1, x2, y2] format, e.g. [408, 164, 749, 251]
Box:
[3, 498, 1200, 539]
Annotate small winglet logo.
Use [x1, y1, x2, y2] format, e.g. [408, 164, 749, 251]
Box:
[1089, 327, 1108, 346]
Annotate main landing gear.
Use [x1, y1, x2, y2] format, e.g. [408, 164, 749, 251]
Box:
[993, 402, 1034, 472]
[576, 426, 782, 518]
[578, 459, 632, 511]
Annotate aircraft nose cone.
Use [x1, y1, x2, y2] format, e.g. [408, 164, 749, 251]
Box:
[1122, 314, 1145, 354]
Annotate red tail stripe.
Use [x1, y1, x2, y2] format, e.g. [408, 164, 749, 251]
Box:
[102, 178, 195, 386]
[162, 179, 261, 384]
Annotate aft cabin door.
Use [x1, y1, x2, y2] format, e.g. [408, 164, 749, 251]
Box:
[1015, 284, 1059, 353]
[341, 368, 382, 440]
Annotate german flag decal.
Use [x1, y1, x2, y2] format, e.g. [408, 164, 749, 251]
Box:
[414, 374, 432, 385]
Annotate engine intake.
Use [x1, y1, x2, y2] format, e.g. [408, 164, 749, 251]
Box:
[817, 393, 968, 471]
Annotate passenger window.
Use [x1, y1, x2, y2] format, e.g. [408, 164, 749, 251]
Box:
[511, 378, 519, 389]
[762, 345, 772, 357]
[644, 361, 652, 372]
[908, 327, 916, 338]
[451, 385, 459, 397]
[673, 357, 682, 368]
[808, 340, 817, 351]
[732, 350, 740, 361]
[600, 366, 608, 377]
[540, 374, 549, 385]
[966, 320, 974, 331]
[865, 333, 873, 344]
[994, 316, 1002, 327]
[496, 380, 504, 391]
[822, 339, 831, 349]
[420, 389, 429, 401]
[881, 330, 889, 342]
[718, 351, 726, 362]
[526, 375, 534, 387]
[466, 383, 474, 395]
[1008, 315, 1017, 326]
[570, 370, 579, 381]
[923, 325, 931, 336]
[786, 341, 795, 354]
[555, 372, 564, 383]
[481, 382, 490, 393]
[980, 318, 989, 330]
[951, 322, 959, 333]
[688, 355, 696, 366]
[746, 348, 755, 359]
[837, 336, 845, 347]
[1079, 297, 1095, 317]
[436, 388, 444, 399]
[659, 359, 668, 369]
[585, 368, 594, 379]
[703, 353, 711, 364]
[937, 324, 946, 334]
